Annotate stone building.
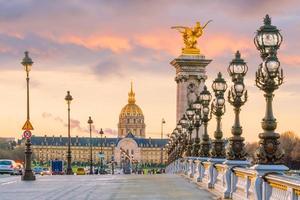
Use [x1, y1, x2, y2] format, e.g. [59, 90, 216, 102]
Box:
[22, 83, 167, 166]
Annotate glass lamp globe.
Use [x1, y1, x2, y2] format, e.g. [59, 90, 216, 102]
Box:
[186, 106, 195, 121]
[263, 53, 280, 79]
[212, 72, 227, 93]
[254, 14, 282, 58]
[200, 86, 212, 105]
[228, 51, 248, 79]
[234, 82, 244, 96]
[216, 97, 225, 107]
[193, 96, 202, 110]
[179, 115, 188, 127]
[203, 107, 209, 115]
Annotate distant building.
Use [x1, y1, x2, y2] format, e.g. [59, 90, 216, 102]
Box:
[20, 83, 168, 166]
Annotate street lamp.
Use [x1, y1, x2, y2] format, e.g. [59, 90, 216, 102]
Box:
[254, 14, 282, 60]
[65, 91, 73, 175]
[160, 118, 166, 166]
[99, 128, 104, 174]
[179, 115, 188, 157]
[199, 86, 212, 158]
[254, 15, 284, 164]
[87, 116, 93, 175]
[21, 51, 36, 181]
[211, 72, 227, 158]
[227, 51, 248, 160]
[191, 96, 202, 157]
[185, 105, 195, 157]
[110, 143, 115, 175]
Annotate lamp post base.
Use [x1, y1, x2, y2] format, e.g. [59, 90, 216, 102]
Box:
[66, 168, 73, 175]
[22, 170, 36, 181]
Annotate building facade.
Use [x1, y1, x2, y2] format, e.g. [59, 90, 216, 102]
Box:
[23, 83, 167, 166]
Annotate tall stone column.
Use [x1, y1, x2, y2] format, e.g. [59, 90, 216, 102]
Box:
[171, 54, 211, 124]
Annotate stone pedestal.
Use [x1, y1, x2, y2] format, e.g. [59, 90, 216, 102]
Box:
[207, 158, 226, 188]
[223, 160, 250, 199]
[170, 54, 211, 126]
[251, 164, 289, 200]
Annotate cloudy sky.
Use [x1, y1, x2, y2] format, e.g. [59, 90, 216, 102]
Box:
[0, 0, 300, 142]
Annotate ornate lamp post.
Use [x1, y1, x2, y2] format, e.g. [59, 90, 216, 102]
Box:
[88, 116, 93, 175]
[110, 143, 115, 175]
[226, 51, 248, 161]
[179, 115, 188, 157]
[21, 51, 36, 181]
[199, 86, 212, 158]
[65, 91, 73, 175]
[99, 128, 104, 174]
[254, 15, 284, 165]
[211, 72, 227, 158]
[160, 118, 166, 165]
[191, 97, 202, 157]
[185, 105, 195, 157]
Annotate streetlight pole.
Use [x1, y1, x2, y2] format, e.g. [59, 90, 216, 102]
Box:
[111, 143, 115, 175]
[99, 128, 104, 174]
[88, 116, 93, 175]
[191, 97, 202, 157]
[254, 15, 284, 165]
[199, 86, 212, 158]
[65, 91, 73, 175]
[226, 51, 248, 161]
[21, 51, 36, 181]
[211, 72, 227, 158]
[185, 105, 195, 157]
[160, 118, 166, 166]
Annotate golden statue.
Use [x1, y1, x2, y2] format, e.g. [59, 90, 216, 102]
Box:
[172, 20, 212, 55]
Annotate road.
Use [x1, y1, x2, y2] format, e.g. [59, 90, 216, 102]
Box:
[0, 174, 216, 200]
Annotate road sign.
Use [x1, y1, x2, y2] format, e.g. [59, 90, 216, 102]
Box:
[23, 130, 32, 139]
[98, 153, 105, 158]
[22, 120, 34, 130]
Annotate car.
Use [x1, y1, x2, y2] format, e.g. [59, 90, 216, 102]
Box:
[76, 167, 86, 175]
[41, 168, 51, 176]
[0, 159, 19, 175]
[33, 166, 44, 174]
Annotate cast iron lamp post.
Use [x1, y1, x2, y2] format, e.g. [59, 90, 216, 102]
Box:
[21, 51, 36, 181]
[160, 118, 166, 165]
[88, 116, 93, 175]
[185, 105, 195, 157]
[110, 143, 115, 175]
[199, 86, 212, 157]
[227, 51, 248, 160]
[65, 91, 73, 175]
[254, 15, 284, 164]
[179, 115, 188, 157]
[99, 128, 104, 174]
[191, 97, 202, 157]
[176, 122, 184, 158]
[211, 72, 227, 158]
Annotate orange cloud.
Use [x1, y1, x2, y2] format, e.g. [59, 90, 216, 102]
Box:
[58, 35, 132, 53]
[280, 54, 300, 66]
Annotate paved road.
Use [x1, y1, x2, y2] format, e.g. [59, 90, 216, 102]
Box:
[0, 174, 216, 200]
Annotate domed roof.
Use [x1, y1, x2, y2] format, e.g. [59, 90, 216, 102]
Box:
[120, 82, 144, 117]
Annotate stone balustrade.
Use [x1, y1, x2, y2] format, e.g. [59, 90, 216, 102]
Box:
[166, 158, 300, 200]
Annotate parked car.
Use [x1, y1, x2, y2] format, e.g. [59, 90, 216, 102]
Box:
[41, 168, 51, 176]
[33, 166, 44, 174]
[0, 159, 19, 175]
[76, 168, 86, 175]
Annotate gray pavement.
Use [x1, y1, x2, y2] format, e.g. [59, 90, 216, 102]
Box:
[0, 174, 216, 200]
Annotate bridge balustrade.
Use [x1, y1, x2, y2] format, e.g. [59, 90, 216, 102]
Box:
[167, 158, 300, 200]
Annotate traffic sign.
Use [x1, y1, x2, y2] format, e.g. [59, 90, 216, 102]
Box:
[22, 120, 34, 130]
[23, 130, 32, 139]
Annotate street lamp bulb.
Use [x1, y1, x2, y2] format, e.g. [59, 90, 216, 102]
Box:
[88, 116, 93, 124]
[65, 91, 73, 104]
[21, 51, 34, 73]
[99, 128, 104, 135]
[203, 107, 209, 115]
[234, 83, 244, 94]
[217, 98, 225, 107]
[212, 72, 227, 93]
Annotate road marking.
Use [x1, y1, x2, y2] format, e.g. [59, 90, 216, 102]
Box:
[1, 180, 17, 186]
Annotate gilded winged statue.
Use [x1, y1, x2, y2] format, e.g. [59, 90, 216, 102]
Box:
[172, 20, 212, 54]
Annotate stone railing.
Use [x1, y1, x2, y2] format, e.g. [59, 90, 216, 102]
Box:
[166, 158, 300, 200]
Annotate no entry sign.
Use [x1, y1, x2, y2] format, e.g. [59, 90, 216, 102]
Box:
[23, 130, 32, 139]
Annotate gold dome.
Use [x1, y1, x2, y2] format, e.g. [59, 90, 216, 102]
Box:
[120, 82, 144, 117]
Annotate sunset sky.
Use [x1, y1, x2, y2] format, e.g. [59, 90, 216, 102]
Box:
[0, 0, 300, 142]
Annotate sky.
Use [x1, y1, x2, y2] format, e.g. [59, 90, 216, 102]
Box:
[0, 0, 300, 142]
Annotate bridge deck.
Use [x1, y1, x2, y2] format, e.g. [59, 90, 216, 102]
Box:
[0, 174, 216, 200]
